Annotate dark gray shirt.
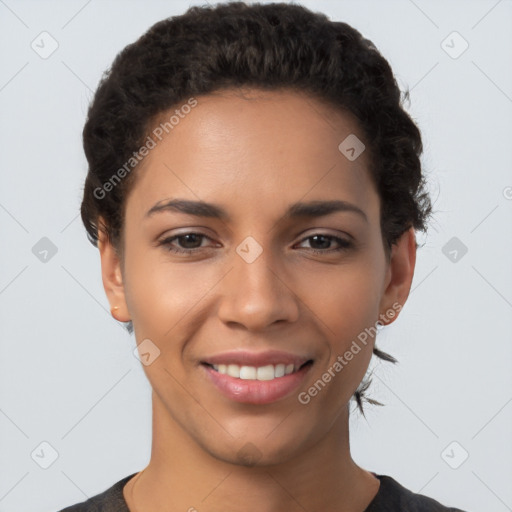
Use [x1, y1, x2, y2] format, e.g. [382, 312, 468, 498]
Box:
[58, 472, 468, 511]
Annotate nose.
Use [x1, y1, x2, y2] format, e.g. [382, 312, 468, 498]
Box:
[217, 244, 300, 332]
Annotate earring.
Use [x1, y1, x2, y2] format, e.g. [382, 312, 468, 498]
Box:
[111, 306, 119, 316]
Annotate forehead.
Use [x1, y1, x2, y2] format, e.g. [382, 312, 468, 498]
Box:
[125, 88, 378, 222]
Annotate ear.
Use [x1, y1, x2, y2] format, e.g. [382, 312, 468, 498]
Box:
[378, 227, 416, 326]
[97, 218, 131, 322]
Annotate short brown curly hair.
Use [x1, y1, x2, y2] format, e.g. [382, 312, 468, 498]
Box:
[80, 1, 432, 415]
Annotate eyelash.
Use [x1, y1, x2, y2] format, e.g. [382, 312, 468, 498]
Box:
[158, 232, 353, 255]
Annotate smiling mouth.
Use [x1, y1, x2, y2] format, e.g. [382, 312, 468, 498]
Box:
[203, 360, 313, 381]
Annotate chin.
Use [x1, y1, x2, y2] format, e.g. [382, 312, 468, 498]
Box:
[200, 429, 314, 468]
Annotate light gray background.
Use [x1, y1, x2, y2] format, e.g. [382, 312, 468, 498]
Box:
[0, 1, 511, 511]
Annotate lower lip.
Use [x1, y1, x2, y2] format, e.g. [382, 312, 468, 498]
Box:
[202, 363, 312, 405]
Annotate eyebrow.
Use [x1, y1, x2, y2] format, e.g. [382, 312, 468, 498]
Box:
[145, 198, 368, 222]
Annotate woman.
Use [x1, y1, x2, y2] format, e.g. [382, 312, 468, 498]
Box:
[60, 2, 467, 510]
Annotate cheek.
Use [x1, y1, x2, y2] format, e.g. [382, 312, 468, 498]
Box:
[299, 269, 381, 410]
[307, 258, 384, 394]
[309, 261, 384, 337]
[123, 247, 218, 341]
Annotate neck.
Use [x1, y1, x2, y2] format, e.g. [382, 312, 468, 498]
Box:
[124, 391, 379, 512]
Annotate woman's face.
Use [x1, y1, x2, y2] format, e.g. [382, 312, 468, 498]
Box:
[100, 88, 415, 466]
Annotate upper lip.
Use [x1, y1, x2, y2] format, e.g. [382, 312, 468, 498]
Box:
[202, 350, 312, 368]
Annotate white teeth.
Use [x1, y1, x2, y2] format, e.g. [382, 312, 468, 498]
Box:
[240, 366, 257, 379]
[256, 365, 275, 381]
[275, 364, 285, 378]
[227, 364, 240, 378]
[211, 362, 301, 380]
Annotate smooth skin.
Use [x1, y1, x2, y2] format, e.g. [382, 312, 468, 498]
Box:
[98, 88, 416, 512]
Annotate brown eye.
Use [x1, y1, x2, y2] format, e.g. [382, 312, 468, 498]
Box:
[296, 234, 353, 253]
[159, 232, 213, 254]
